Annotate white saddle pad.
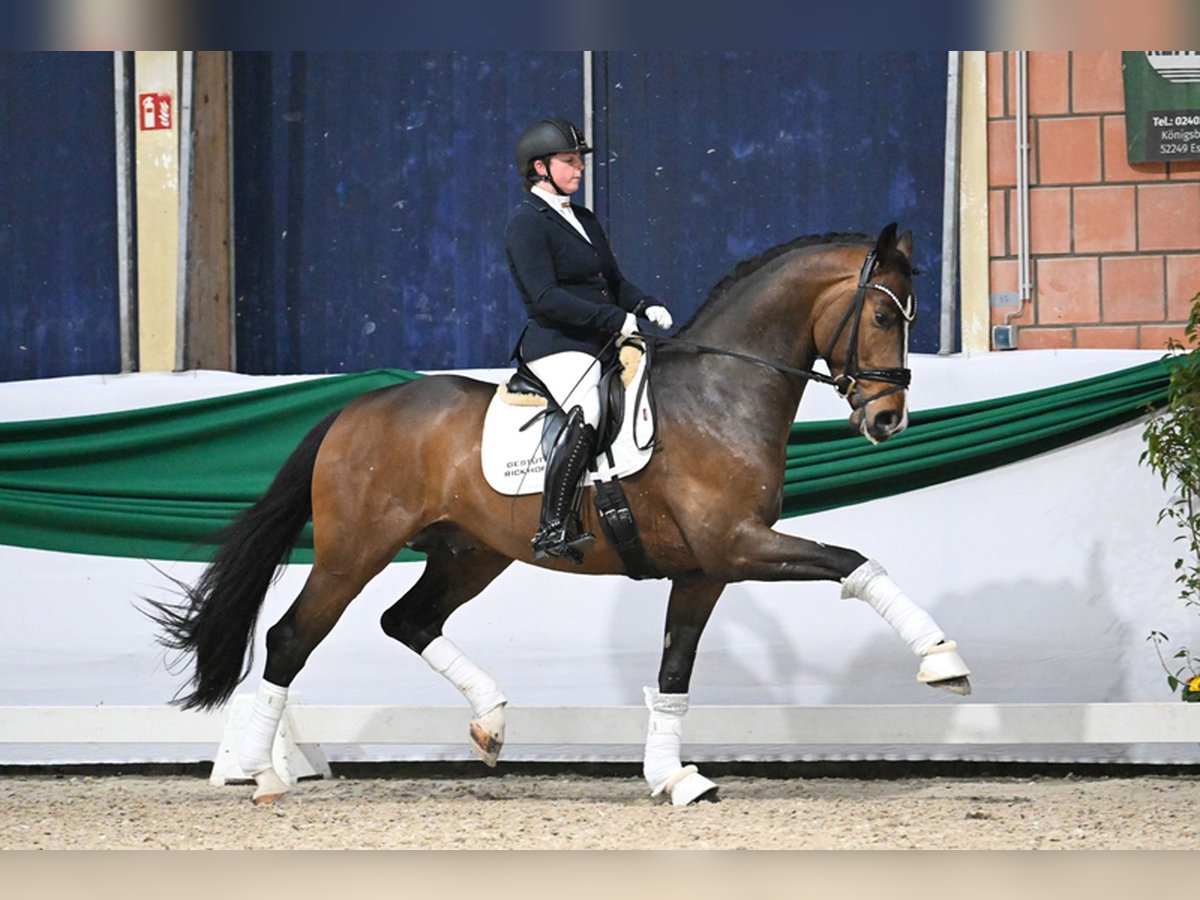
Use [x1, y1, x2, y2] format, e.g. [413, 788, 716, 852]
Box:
[481, 342, 655, 496]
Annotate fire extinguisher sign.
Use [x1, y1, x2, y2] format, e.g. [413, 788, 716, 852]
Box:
[138, 92, 173, 131]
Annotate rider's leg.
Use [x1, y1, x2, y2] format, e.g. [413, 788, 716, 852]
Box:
[525, 351, 602, 561]
[530, 406, 596, 561]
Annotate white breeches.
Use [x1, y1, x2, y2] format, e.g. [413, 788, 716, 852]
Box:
[526, 350, 602, 427]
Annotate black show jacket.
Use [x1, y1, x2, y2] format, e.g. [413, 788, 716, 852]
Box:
[505, 192, 653, 361]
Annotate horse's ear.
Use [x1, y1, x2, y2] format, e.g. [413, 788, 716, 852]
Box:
[897, 229, 913, 263]
[874, 223, 899, 258]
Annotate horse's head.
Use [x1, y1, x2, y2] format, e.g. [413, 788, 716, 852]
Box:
[814, 223, 916, 444]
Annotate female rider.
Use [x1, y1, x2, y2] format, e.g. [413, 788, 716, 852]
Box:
[505, 117, 672, 562]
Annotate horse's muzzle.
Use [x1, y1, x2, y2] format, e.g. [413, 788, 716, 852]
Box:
[852, 404, 909, 445]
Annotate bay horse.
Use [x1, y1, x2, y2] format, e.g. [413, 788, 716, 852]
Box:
[151, 223, 970, 806]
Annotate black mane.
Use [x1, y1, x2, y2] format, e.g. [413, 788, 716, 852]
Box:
[678, 231, 875, 334]
[713, 231, 873, 296]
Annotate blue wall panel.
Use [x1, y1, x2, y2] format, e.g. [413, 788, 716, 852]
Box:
[0, 53, 949, 381]
[0, 52, 119, 381]
[594, 52, 948, 353]
[232, 52, 950, 374]
[233, 51, 584, 373]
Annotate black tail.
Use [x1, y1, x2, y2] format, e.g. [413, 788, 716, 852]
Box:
[146, 411, 340, 710]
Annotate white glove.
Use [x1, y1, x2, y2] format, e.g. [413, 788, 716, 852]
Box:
[619, 312, 639, 337]
[644, 305, 673, 329]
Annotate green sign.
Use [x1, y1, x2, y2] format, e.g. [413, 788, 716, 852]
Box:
[1123, 51, 1200, 162]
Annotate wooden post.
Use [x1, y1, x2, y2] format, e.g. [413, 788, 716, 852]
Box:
[958, 51, 991, 355]
[133, 51, 180, 372]
[183, 51, 234, 371]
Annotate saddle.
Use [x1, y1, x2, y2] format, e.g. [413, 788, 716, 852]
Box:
[481, 338, 660, 580]
[481, 339, 655, 497]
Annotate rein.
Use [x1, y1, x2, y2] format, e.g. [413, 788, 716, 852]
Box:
[640, 332, 849, 392]
[643, 249, 914, 402]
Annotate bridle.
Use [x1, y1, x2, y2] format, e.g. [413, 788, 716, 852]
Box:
[643, 247, 915, 402]
[823, 248, 916, 405]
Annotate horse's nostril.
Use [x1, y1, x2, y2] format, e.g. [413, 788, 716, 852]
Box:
[873, 410, 900, 432]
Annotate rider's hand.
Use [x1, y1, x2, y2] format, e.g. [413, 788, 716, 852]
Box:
[619, 312, 639, 337]
[644, 305, 673, 330]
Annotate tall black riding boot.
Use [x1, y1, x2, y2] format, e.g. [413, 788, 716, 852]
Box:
[531, 406, 596, 563]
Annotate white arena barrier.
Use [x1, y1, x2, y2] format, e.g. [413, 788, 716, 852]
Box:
[2, 701, 1199, 785]
[3, 350, 1199, 767]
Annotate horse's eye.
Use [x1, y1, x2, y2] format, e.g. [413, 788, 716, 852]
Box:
[874, 310, 891, 328]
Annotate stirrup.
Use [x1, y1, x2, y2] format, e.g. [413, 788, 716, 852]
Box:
[532, 542, 584, 564]
[565, 523, 595, 551]
[531, 523, 593, 564]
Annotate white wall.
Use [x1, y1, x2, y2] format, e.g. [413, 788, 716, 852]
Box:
[4, 350, 1195, 764]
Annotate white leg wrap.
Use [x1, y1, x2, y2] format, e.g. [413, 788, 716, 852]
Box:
[236, 680, 287, 777]
[643, 687, 687, 795]
[841, 559, 944, 656]
[421, 636, 507, 716]
[642, 688, 719, 805]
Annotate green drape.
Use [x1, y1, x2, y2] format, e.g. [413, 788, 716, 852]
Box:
[0, 360, 1171, 562]
[784, 359, 1171, 514]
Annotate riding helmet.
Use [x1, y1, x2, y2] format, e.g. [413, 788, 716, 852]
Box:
[515, 118, 592, 178]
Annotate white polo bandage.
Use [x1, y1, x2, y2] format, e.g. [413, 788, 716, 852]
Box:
[421, 636, 507, 717]
[841, 559, 944, 656]
[642, 687, 690, 795]
[236, 680, 287, 777]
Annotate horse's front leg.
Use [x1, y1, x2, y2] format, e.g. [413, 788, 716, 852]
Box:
[643, 575, 724, 806]
[713, 523, 971, 694]
[840, 558, 971, 693]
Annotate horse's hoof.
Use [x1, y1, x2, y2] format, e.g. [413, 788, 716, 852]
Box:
[670, 774, 719, 806]
[661, 766, 720, 806]
[469, 705, 506, 768]
[251, 770, 290, 805]
[918, 639, 970, 693]
[928, 675, 972, 696]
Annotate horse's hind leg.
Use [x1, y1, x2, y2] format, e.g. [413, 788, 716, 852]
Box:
[643, 574, 724, 806]
[380, 526, 513, 766]
[239, 561, 393, 804]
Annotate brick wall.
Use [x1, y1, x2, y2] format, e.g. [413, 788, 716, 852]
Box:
[987, 51, 1200, 350]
